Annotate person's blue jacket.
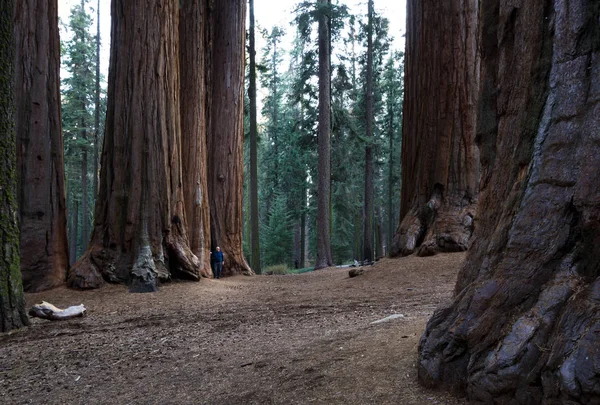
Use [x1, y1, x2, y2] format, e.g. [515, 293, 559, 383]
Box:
[213, 251, 224, 263]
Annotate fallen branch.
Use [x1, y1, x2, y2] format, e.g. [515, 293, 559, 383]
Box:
[29, 302, 87, 321]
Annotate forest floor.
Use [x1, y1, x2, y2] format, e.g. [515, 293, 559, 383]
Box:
[1, 253, 467, 405]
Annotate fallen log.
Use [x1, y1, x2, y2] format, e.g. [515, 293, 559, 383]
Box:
[28, 302, 86, 321]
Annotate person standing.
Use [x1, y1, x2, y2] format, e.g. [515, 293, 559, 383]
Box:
[212, 246, 224, 279]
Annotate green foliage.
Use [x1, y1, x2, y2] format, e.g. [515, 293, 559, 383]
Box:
[264, 264, 291, 275]
[61, 0, 106, 261]
[242, 1, 404, 267]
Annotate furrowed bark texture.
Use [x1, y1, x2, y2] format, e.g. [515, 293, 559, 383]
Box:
[180, 0, 212, 278]
[390, 0, 480, 258]
[0, 0, 29, 332]
[14, 0, 69, 292]
[315, 0, 333, 269]
[69, 0, 201, 290]
[207, 0, 252, 276]
[418, 1, 600, 402]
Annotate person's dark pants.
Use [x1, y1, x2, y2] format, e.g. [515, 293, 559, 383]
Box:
[214, 262, 223, 279]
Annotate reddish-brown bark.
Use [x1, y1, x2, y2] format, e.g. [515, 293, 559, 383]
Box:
[69, 0, 200, 291]
[391, 0, 480, 258]
[419, 1, 600, 402]
[315, 0, 333, 269]
[206, 0, 253, 276]
[180, 0, 212, 278]
[14, 0, 69, 292]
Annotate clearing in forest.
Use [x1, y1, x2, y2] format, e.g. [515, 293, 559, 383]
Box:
[1, 254, 466, 405]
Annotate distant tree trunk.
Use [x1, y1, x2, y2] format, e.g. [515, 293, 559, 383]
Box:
[363, 0, 374, 263]
[387, 80, 395, 255]
[14, 0, 69, 292]
[314, 0, 333, 269]
[180, 0, 212, 278]
[69, 0, 201, 291]
[80, 123, 89, 249]
[390, 0, 480, 258]
[207, 0, 252, 276]
[419, 1, 600, 402]
[69, 200, 79, 264]
[93, 0, 100, 202]
[0, 0, 29, 332]
[248, 0, 261, 274]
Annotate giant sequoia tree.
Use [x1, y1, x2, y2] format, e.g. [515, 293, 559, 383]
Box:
[207, 0, 252, 276]
[390, 0, 480, 257]
[180, 0, 212, 278]
[14, 0, 69, 292]
[0, 0, 29, 332]
[69, 0, 201, 290]
[419, 1, 600, 402]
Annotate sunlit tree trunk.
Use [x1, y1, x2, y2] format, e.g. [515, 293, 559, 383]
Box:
[315, 0, 333, 269]
[390, 0, 480, 258]
[69, 0, 200, 291]
[0, 0, 29, 332]
[14, 0, 69, 292]
[207, 0, 252, 276]
[180, 0, 212, 278]
[419, 1, 600, 402]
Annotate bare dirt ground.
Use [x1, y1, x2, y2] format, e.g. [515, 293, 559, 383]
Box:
[1, 253, 468, 405]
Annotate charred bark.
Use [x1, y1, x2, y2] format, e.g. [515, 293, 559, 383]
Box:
[206, 0, 252, 276]
[390, 0, 480, 258]
[69, 0, 201, 291]
[0, 0, 29, 332]
[14, 0, 69, 292]
[418, 1, 600, 403]
[180, 0, 212, 278]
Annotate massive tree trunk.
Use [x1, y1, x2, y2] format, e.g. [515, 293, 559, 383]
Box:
[14, 0, 69, 292]
[390, 0, 480, 258]
[0, 0, 29, 333]
[248, 0, 261, 274]
[207, 0, 252, 276]
[314, 0, 333, 270]
[418, 1, 600, 403]
[69, 0, 201, 291]
[179, 0, 212, 278]
[363, 0, 374, 263]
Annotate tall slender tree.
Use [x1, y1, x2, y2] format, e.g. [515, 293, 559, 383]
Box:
[0, 0, 29, 332]
[314, 0, 333, 269]
[180, 0, 212, 278]
[93, 0, 101, 202]
[362, 0, 374, 262]
[248, 0, 261, 274]
[69, 0, 201, 290]
[14, 0, 69, 292]
[207, 0, 253, 276]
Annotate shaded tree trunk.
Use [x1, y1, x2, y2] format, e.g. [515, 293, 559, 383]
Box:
[419, 1, 600, 403]
[69, 200, 79, 265]
[314, 0, 333, 269]
[93, 0, 100, 203]
[80, 124, 88, 250]
[363, 0, 374, 263]
[390, 0, 480, 258]
[69, 0, 201, 291]
[207, 0, 252, 276]
[0, 0, 29, 332]
[180, 0, 212, 278]
[14, 0, 69, 292]
[248, 0, 261, 274]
